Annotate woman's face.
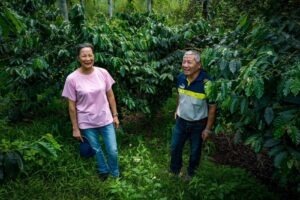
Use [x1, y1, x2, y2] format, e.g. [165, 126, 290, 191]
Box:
[78, 47, 94, 69]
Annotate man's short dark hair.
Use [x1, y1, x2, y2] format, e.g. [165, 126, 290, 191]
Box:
[184, 50, 201, 63]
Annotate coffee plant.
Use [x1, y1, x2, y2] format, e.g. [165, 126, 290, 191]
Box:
[1, 0, 299, 196]
[202, 13, 300, 192]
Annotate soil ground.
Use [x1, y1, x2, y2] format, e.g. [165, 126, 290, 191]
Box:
[123, 113, 298, 199]
[210, 133, 298, 200]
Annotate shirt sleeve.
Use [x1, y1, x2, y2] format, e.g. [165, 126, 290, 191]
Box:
[176, 74, 181, 88]
[99, 68, 115, 91]
[62, 76, 76, 101]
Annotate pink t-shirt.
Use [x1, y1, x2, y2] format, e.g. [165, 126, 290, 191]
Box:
[62, 67, 115, 129]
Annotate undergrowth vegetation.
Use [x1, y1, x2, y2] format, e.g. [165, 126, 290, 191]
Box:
[1, 0, 299, 199]
[0, 97, 277, 200]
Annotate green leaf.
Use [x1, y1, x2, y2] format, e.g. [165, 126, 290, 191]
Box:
[33, 57, 49, 70]
[264, 138, 280, 148]
[201, 48, 216, 68]
[0, 15, 9, 37]
[274, 151, 288, 168]
[120, 66, 127, 77]
[219, 59, 227, 71]
[290, 78, 300, 96]
[245, 134, 263, 153]
[253, 77, 264, 98]
[58, 49, 70, 57]
[43, 134, 61, 151]
[268, 145, 285, 157]
[287, 126, 298, 144]
[287, 147, 300, 160]
[287, 159, 295, 169]
[230, 97, 238, 114]
[296, 131, 300, 145]
[264, 107, 274, 125]
[240, 98, 248, 114]
[183, 31, 192, 39]
[36, 141, 58, 158]
[274, 126, 285, 139]
[245, 83, 252, 97]
[221, 82, 228, 100]
[237, 15, 249, 32]
[221, 96, 231, 110]
[3, 8, 26, 35]
[283, 79, 292, 96]
[160, 73, 173, 81]
[229, 60, 237, 74]
[92, 34, 99, 45]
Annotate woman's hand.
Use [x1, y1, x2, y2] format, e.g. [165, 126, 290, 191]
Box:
[73, 128, 83, 142]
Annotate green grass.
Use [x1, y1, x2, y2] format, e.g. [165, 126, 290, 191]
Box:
[0, 96, 277, 200]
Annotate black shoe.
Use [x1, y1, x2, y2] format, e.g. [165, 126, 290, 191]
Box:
[111, 172, 122, 180]
[98, 173, 109, 181]
[183, 174, 192, 182]
[168, 171, 182, 178]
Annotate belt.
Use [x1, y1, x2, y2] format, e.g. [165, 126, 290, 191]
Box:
[177, 116, 208, 125]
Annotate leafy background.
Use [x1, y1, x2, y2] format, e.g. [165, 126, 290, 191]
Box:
[0, 0, 299, 199]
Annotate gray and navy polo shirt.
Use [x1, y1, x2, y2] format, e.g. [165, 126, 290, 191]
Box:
[176, 70, 212, 121]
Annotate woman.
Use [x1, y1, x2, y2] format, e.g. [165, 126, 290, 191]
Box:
[62, 43, 120, 180]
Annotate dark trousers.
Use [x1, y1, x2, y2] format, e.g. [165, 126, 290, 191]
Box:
[170, 116, 206, 176]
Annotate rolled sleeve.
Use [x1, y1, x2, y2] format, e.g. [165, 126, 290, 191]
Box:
[62, 77, 76, 101]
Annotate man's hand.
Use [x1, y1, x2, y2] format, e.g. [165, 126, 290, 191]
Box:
[202, 129, 211, 141]
[113, 116, 120, 129]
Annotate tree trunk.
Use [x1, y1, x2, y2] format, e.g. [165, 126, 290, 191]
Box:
[80, 0, 84, 8]
[58, 0, 68, 21]
[186, 0, 210, 20]
[126, 0, 134, 12]
[108, 0, 113, 18]
[147, 0, 152, 13]
[185, 0, 201, 20]
[202, 0, 209, 19]
[80, 0, 85, 15]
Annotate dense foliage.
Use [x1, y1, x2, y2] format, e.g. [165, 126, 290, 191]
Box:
[0, 1, 210, 120]
[0, 0, 299, 198]
[200, 9, 300, 194]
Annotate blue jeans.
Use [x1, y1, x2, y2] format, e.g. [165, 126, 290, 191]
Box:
[81, 123, 119, 177]
[170, 117, 206, 176]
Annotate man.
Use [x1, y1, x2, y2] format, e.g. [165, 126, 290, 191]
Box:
[170, 50, 217, 180]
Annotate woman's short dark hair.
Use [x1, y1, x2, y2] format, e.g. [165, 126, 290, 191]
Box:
[77, 43, 94, 56]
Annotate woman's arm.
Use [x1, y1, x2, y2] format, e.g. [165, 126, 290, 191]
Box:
[106, 89, 120, 128]
[68, 99, 83, 142]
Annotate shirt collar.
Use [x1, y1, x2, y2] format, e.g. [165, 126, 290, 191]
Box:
[185, 70, 204, 86]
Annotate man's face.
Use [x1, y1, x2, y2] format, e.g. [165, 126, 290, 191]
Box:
[181, 54, 201, 77]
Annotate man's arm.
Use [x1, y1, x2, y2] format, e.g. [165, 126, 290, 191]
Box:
[202, 103, 217, 141]
[174, 94, 179, 119]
